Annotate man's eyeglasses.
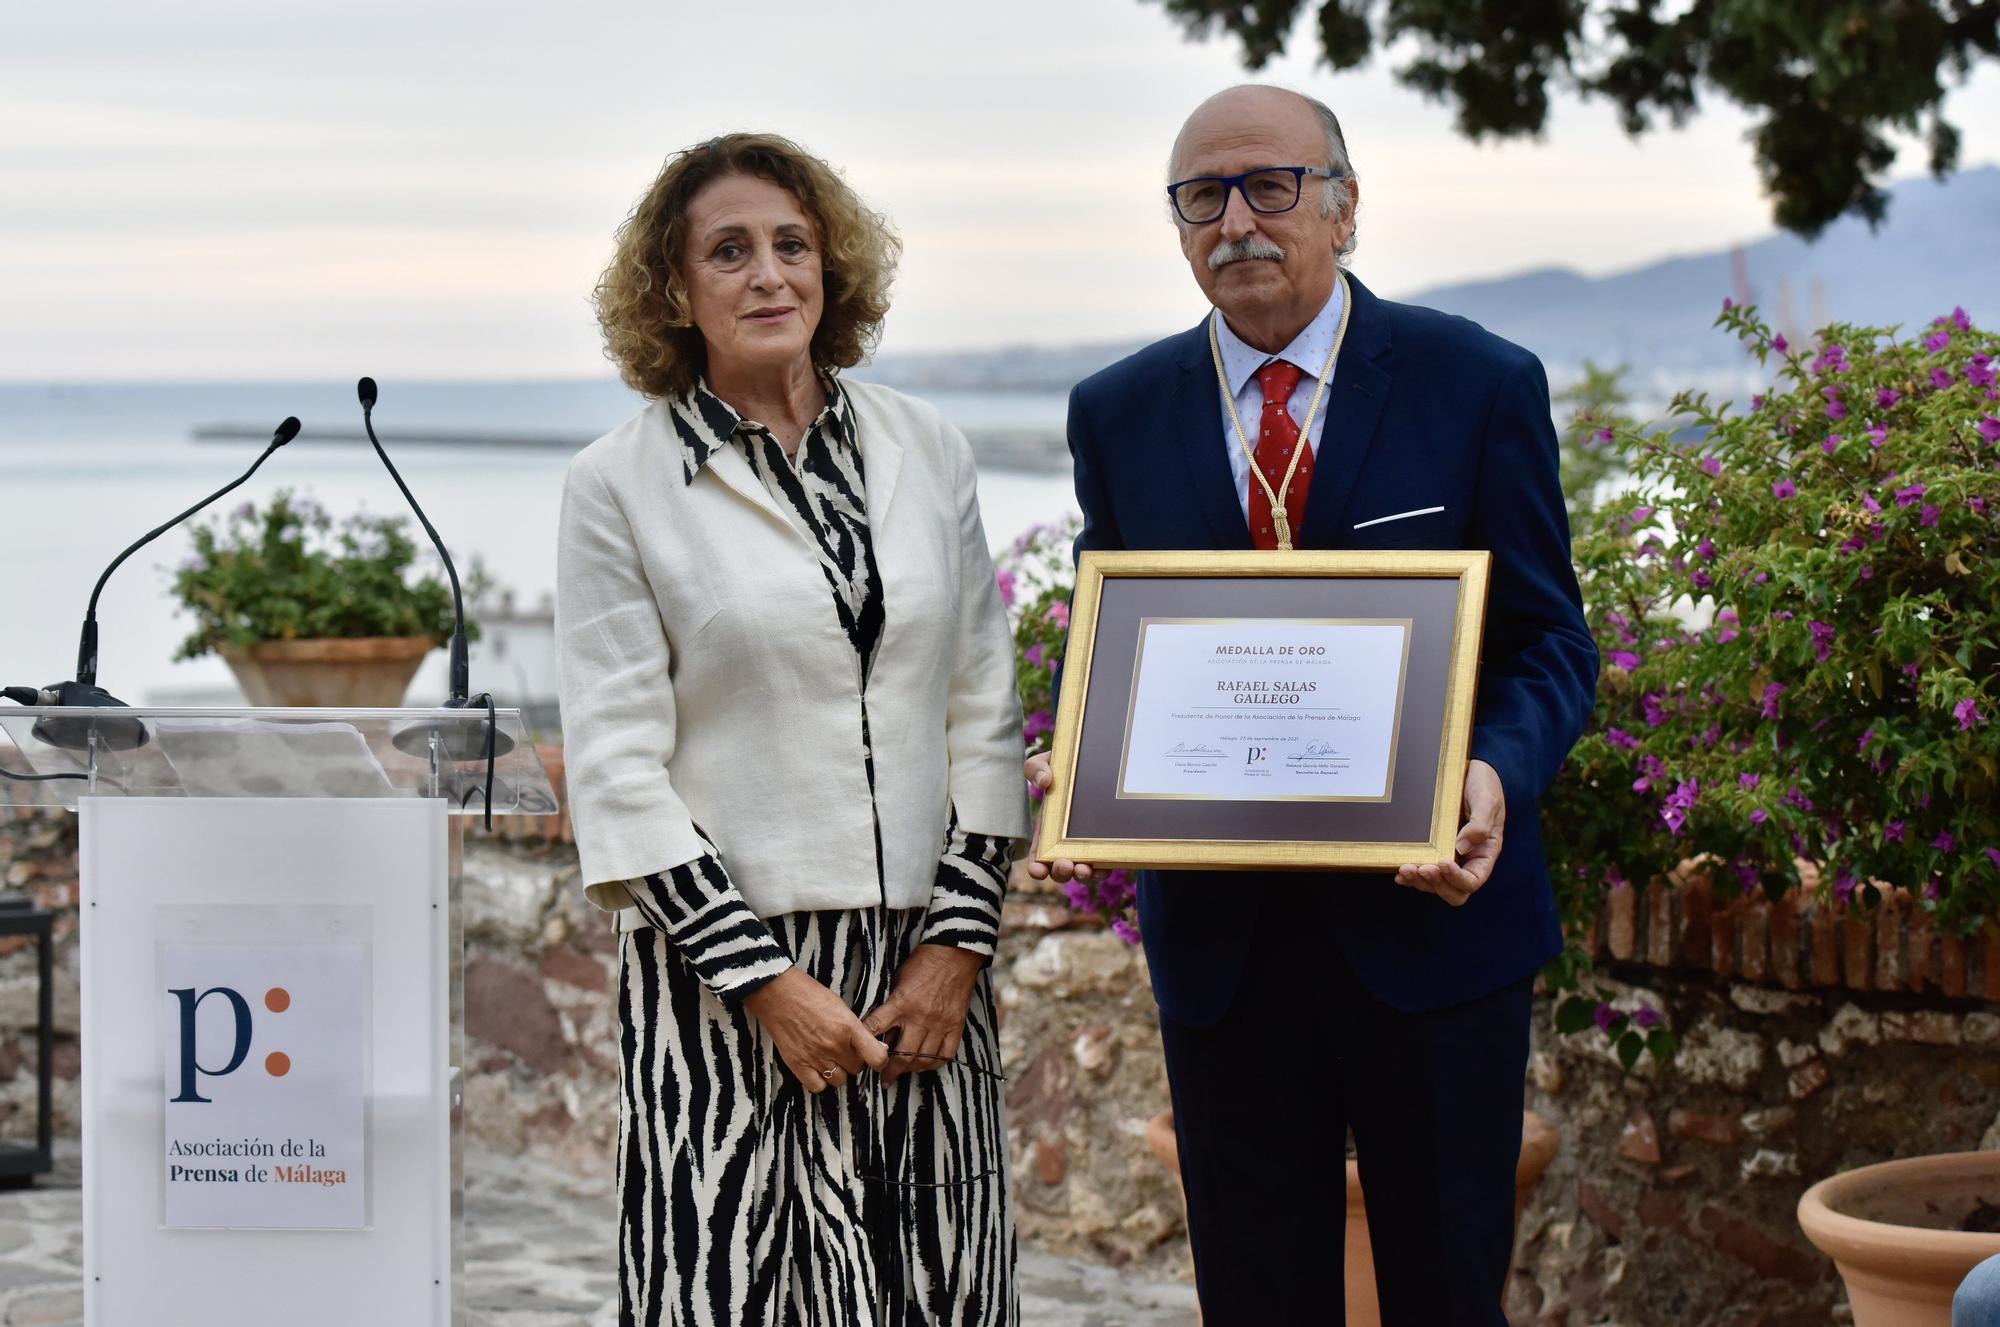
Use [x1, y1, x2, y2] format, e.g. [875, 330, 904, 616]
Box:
[1167, 165, 1341, 225]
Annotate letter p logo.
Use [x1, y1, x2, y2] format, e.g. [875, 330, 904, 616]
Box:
[168, 986, 252, 1104]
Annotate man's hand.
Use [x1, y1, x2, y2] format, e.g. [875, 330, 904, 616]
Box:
[742, 967, 889, 1093]
[1395, 758, 1505, 907]
[861, 944, 984, 1084]
[1023, 752, 1095, 884]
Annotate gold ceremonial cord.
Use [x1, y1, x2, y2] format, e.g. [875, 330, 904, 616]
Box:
[1208, 268, 1354, 551]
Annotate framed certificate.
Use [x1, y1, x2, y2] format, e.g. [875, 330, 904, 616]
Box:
[1036, 550, 1490, 871]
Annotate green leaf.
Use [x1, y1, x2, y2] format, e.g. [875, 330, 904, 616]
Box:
[1554, 996, 1597, 1035]
[1616, 1030, 1645, 1072]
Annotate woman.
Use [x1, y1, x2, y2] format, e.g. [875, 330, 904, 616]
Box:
[557, 133, 1029, 1326]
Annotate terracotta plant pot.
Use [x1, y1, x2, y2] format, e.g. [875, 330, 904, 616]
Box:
[1145, 1107, 1561, 1325]
[1798, 1151, 2000, 1327]
[218, 636, 436, 708]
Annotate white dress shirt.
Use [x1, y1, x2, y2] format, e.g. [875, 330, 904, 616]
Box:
[1211, 281, 1347, 519]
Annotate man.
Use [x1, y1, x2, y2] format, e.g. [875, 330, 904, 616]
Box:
[1026, 86, 1597, 1324]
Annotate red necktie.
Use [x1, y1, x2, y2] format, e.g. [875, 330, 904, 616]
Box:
[1249, 360, 1312, 550]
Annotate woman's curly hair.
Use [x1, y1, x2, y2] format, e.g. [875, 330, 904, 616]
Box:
[594, 133, 902, 400]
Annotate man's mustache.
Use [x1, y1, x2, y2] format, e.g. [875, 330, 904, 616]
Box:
[1208, 238, 1285, 270]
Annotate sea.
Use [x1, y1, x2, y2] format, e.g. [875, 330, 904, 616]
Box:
[0, 380, 1079, 709]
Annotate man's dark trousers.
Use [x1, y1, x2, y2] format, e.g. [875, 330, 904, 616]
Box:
[1063, 274, 1598, 1324]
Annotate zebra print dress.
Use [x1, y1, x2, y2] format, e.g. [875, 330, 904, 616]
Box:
[614, 377, 1018, 1326]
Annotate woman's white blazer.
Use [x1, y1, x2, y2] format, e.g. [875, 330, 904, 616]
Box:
[555, 378, 1030, 925]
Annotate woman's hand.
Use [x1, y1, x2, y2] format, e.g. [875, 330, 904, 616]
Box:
[861, 944, 985, 1084]
[742, 967, 889, 1093]
[1023, 752, 1095, 884]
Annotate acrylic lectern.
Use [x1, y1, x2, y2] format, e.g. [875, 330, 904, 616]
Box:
[0, 705, 556, 1326]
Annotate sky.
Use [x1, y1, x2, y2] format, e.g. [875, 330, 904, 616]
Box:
[6, 0, 1998, 379]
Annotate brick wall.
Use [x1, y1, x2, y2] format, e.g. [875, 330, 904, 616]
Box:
[1595, 868, 2000, 1000]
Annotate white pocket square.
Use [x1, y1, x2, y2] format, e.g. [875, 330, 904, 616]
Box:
[1353, 505, 1445, 530]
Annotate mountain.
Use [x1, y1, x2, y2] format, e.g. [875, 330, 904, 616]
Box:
[867, 166, 2000, 398]
[1400, 165, 2000, 393]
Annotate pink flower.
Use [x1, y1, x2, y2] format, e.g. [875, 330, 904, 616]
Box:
[1924, 329, 1952, 353]
[994, 567, 1017, 606]
[1823, 386, 1847, 420]
[1761, 683, 1786, 720]
[1740, 772, 1761, 789]
[1958, 698, 1984, 730]
[1593, 1003, 1618, 1033]
[1877, 387, 1902, 409]
[1045, 600, 1069, 629]
[1821, 434, 1842, 455]
[1750, 809, 1769, 825]
[1920, 503, 1939, 527]
[1867, 424, 1888, 448]
[1691, 568, 1713, 591]
[1772, 478, 1797, 500]
[1609, 650, 1642, 671]
[1024, 643, 1045, 668]
[1894, 483, 1927, 507]
[1968, 354, 1997, 389]
[1931, 368, 1955, 390]
[1860, 565, 1874, 580]
[1633, 1007, 1663, 1030]
[1808, 620, 1835, 660]
[1699, 455, 1724, 478]
[1862, 493, 1882, 514]
[1951, 307, 1973, 330]
[1773, 334, 1789, 354]
[1986, 847, 2000, 872]
[1934, 831, 1956, 854]
[1885, 820, 1906, 843]
[1606, 728, 1640, 750]
[1110, 916, 1140, 945]
[1642, 693, 1670, 727]
[1023, 710, 1055, 742]
[1978, 416, 2000, 444]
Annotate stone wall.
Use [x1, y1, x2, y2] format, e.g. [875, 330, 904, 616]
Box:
[0, 808, 81, 1143]
[1512, 874, 2000, 1327]
[13, 796, 2000, 1325]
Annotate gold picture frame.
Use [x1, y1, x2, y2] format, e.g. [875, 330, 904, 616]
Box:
[1036, 549, 1491, 872]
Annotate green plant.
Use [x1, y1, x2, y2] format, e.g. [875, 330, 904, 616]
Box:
[170, 490, 474, 660]
[1544, 303, 2000, 1063]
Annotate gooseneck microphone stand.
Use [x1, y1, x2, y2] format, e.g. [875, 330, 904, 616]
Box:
[357, 379, 510, 827]
[5, 416, 302, 755]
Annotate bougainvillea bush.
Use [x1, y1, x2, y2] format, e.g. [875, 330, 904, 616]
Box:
[1544, 304, 2000, 1058]
[994, 516, 1139, 942]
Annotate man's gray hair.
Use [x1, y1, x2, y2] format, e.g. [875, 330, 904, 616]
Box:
[1167, 86, 1358, 262]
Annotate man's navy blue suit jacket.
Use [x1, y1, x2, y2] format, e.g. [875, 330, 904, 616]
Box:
[1063, 273, 1599, 1026]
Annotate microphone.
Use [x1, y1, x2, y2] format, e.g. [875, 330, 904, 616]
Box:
[356, 378, 513, 763]
[24, 416, 301, 752]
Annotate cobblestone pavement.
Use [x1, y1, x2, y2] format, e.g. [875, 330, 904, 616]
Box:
[0, 1145, 1196, 1326]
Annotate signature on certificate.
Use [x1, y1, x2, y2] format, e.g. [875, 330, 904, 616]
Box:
[1165, 743, 1223, 757]
[1287, 741, 1344, 762]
